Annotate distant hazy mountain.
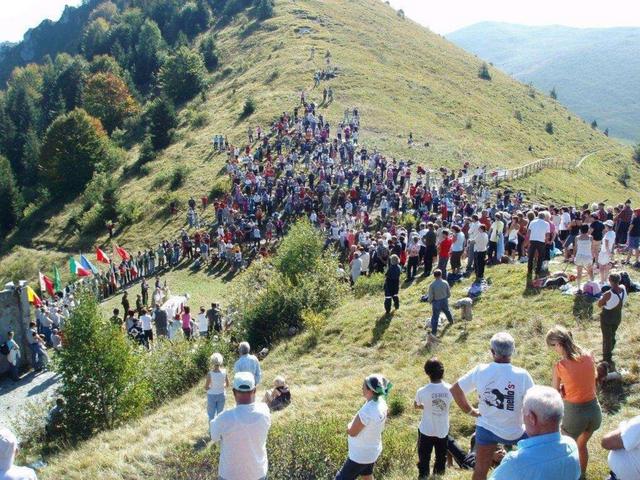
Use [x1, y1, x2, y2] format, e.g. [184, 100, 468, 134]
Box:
[448, 22, 640, 141]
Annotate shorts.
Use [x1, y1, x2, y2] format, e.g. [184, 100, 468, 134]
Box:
[598, 251, 611, 266]
[335, 458, 375, 479]
[562, 398, 602, 439]
[144, 329, 154, 341]
[574, 255, 592, 267]
[628, 236, 640, 250]
[475, 425, 526, 446]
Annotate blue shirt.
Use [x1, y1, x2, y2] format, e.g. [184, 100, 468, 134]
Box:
[233, 354, 262, 386]
[490, 432, 580, 480]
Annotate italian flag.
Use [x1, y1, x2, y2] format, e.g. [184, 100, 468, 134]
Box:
[69, 257, 91, 278]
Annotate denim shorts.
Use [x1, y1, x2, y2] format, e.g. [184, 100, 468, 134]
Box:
[475, 425, 526, 446]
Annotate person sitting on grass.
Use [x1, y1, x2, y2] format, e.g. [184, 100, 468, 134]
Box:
[414, 358, 452, 479]
[263, 376, 291, 411]
[602, 414, 640, 480]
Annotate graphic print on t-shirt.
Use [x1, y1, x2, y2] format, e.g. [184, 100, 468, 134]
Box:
[431, 397, 448, 416]
[482, 381, 516, 411]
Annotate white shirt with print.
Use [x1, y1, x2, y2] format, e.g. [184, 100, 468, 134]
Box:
[415, 382, 452, 438]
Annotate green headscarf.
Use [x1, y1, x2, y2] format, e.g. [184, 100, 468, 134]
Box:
[365, 374, 392, 401]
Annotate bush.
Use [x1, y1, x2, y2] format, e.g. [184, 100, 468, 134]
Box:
[231, 221, 348, 348]
[170, 166, 188, 190]
[117, 200, 144, 226]
[199, 35, 219, 71]
[397, 8, 405, 18]
[138, 136, 157, 164]
[591, 119, 598, 129]
[478, 62, 491, 80]
[301, 309, 326, 339]
[550, 87, 557, 100]
[387, 392, 408, 417]
[57, 291, 151, 441]
[255, 0, 274, 20]
[159, 47, 208, 103]
[514, 110, 523, 122]
[240, 97, 256, 119]
[353, 273, 386, 298]
[545, 121, 554, 134]
[633, 143, 640, 162]
[209, 176, 231, 200]
[619, 165, 631, 187]
[78, 203, 106, 233]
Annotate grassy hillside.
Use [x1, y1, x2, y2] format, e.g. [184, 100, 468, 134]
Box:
[448, 22, 640, 142]
[35, 258, 640, 479]
[2, 0, 637, 284]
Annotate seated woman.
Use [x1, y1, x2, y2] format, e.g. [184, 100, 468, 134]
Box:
[263, 376, 291, 411]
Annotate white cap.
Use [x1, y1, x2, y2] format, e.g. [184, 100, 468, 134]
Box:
[604, 220, 614, 227]
[233, 372, 256, 392]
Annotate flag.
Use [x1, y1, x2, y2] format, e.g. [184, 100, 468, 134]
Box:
[69, 257, 91, 278]
[26, 286, 42, 307]
[53, 265, 62, 292]
[38, 272, 55, 297]
[130, 263, 138, 278]
[115, 245, 130, 261]
[96, 247, 111, 265]
[80, 254, 99, 275]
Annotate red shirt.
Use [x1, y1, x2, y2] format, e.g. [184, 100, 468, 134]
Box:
[439, 237, 453, 258]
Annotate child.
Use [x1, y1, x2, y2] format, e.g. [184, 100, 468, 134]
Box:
[414, 357, 452, 479]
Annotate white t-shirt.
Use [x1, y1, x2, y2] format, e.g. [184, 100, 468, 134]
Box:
[210, 403, 271, 480]
[348, 399, 388, 464]
[475, 232, 489, 252]
[560, 212, 571, 231]
[198, 313, 208, 332]
[139, 314, 152, 331]
[208, 369, 226, 395]
[468, 222, 480, 242]
[609, 415, 640, 480]
[457, 362, 534, 441]
[601, 230, 616, 253]
[0, 465, 37, 480]
[528, 218, 550, 242]
[415, 382, 452, 438]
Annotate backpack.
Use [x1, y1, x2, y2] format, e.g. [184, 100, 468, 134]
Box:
[0, 343, 10, 355]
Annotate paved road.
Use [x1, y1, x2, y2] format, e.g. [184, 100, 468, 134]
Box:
[0, 370, 59, 430]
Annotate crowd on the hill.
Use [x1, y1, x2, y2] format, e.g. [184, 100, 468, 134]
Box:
[5, 89, 640, 480]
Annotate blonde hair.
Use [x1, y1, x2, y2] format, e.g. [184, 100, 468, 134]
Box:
[210, 352, 224, 369]
[545, 326, 584, 361]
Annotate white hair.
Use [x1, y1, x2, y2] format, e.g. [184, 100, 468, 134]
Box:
[523, 385, 564, 424]
[210, 352, 223, 367]
[490, 332, 515, 358]
[238, 341, 251, 355]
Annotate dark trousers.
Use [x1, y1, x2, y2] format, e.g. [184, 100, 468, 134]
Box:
[475, 251, 486, 280]
[517, 234, 526, 258]
[407, 256, 419, 280]
[430, 299, 453, 334]
[527, 241, 546, 274]
[601, 314, 621, 364]
[417, 431, 447, 476]
[423, 245, 436, 275]
[384, 295, 400, 313]
[488, 240, 498, 263]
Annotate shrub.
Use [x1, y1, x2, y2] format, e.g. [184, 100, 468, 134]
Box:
[619, 165, 631, 187]
[591, 120, 598, 129]
[199, 35, 219, 71]
[188, 110, 208, 129]
[147, 96, 177, 150]
[478, 62, 491, 80]
[397, 8, 405, 18]
[57, 291, 151, 441]
[550, 87, 557, 100]
[265, 70, 279, 83]
[387, 392, 408, 417]
[138, 135, 157, 164]
[159, 47, 208, 103]
[465, 118, 472, 129]
[117, 200, 144, 226]
[209, 176, 231, 200]
[240, 97, 256, 119]
[354, 273, 386, 298]
[545, 121, 554, 134]
[170, 166, 188, 190]
[633, 143, 640, 162]
[301, 309, 326, 338]
[528, 83, 536, 98]
[514, 110, 523, 122]
[399, 211, 417, 231]
[78, 203, 106, 233]
[255, 0, 274, 20]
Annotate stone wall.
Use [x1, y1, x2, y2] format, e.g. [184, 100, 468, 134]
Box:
[0, 285, 32, 374]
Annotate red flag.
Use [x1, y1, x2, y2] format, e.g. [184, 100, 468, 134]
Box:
[96, 247, 111, 264]
[27, 286, 42, 307]
[115, 245, 131, 261]
[130, 263, 138, 278]
[38, 272, 55, 297]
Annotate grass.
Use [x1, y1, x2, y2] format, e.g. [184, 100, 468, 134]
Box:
[36, 256, 640, 479]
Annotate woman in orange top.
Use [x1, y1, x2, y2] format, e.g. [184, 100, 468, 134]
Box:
[546, 325, 602, 477]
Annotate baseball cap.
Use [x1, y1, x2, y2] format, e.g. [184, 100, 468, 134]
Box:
[233, 372, 256, 392]
[604, 220, 614, 227]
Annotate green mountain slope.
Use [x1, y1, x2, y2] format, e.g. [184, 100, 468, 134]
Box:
[1, 0, 637, 285]
[447, 22, 640, 142]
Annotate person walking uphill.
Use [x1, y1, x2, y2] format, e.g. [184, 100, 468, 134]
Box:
[598, 273, 627, 370]
[450, 332, 534, 480]
[210, 372, 271, 480]
[427, 270, 453, 342]
[335, 375, 392, 480]
[384, 255, 401, 314]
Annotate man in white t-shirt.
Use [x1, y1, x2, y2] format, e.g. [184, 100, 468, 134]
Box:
[450, 332, 534, 480]
[527, 212, 551, 277]
[139, 309, 153, 348]
[598, 220, 616, 283]
[415, 358, 452, 477]
[603, 415, 640, 480]
[210, 372, 271, 480]
[0, 428, 37, 480]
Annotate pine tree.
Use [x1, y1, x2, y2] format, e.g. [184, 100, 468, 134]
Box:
[591, 120, 598, 129]
[550, 87, 557, 100]
[147, 96, 177, 150]
[545, 121, 554, 134]
[134, 20, 164, 88]
[478, 62, 491, 81]
[633, 143, 640, 162]
[256, 0, 274, 20]
[199, 35, 219, 71]
[0, 155, 23, 236]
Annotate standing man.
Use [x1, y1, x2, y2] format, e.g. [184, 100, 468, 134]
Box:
[466, 214, 480, 274]
[423, 223, 437, 277]
[527, 212, 550, 278]
[210, 372, 271, 480]
[27, 322, 48, 372]
[450, 332, 534, 480]
[207, 303, 222, 334]
[234, 342, 262, 386]
[5, 331, 20, 382]
[490, 386, 580, 480]
[598, 273, 627, 370]
[152, 304, 168, 338]
[427, 270, 454, 342]
[139, 309, 153, 348]
[121, 291, 130, 322]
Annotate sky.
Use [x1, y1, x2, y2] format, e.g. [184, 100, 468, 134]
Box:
[1, 0, 82, 43]
[1, 0, 639, 42]
[386, 0, 640, 34]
